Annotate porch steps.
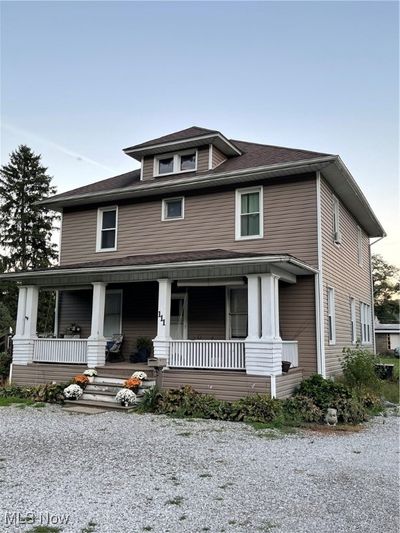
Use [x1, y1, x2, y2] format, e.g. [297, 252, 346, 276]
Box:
[64, 399, 135, 411]
[64, 379, 157, 411]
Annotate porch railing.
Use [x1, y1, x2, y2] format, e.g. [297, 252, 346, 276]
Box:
[282, 341, 299, 368]
[33, 338, 88, 364]
[169, 340, 245, 370]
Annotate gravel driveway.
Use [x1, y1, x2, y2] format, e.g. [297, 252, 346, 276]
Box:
[0, 405, 399, 533]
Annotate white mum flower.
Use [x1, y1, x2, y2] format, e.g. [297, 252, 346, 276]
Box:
[115, 389, 136, 406]
[63, 384, 83, 400]
[83, 369, 98, 377]
[131, 371, 147, 381]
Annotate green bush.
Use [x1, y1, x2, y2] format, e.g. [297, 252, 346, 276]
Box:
[341, 346, 381, 393]
[232, 395, 282, 423]
[294, 374, 352, 410]
[0, 351, 11, 379]
[0, 382, 67, 404]
[283, 395, 323, 424]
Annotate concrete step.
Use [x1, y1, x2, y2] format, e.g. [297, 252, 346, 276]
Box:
[92, 376, 126, 386]
[64, 399, 136, 411]
[81, 392, 117, 403]
[85, 384, 123, 394]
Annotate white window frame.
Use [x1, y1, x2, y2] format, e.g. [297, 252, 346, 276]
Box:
[360, 302, 372, 345]
[96, 206, 118, 252]
[350, 297, 356, 344]
[332, 195, 341, 244]
[327, 287, 336, 345]
[357, 226, 363, 266]
[235, 186, 264, 241]
[161, 197, 185, 221]
[103, 289, 123, 339]
[154, 149, 198, 177]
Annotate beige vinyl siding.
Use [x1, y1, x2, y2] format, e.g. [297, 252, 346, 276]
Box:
[197, 145, 210, 172]
[212, 146, 227, 168]
[320, 177, 373, 376]
[161, 369, 271, 401]
[60, 176, 318, 268]
[142, 156, 154, 181]
[58, 290, 92, 338]
[276, 368, 304, 398]
[279, 276, 317, 375]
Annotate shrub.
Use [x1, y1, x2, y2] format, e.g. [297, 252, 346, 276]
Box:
[231, 395, 283, 423]
[294, 374, 352, 410]
[341, 346, 381, 393]
[0, 383, 67, 403]
[0, 351, 11, 379]
[335, 397, 368, 424]
[139, 385, 163, 412]
[283, 395, 323, 424]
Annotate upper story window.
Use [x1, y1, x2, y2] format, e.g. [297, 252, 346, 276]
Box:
[155, 150, 197, 176]
[235, 186, 263, 240]
[96, 206, 118, 252]
[162, 197, 184, 221]
[332, 195, 342, 244]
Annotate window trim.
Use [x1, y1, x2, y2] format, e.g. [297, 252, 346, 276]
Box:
[96, 206, 118, 253]
[360, 301, 372, 345]
[154, 149, 198, 177]
[104, 289, 123, 339]
[327, 287, 336, 345]
[350, 297, 356, 345]
[235, 186, 264, 241]
[161, 197, 185, 221]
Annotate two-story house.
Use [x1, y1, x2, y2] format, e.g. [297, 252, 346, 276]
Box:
[3, 126, 385, 400]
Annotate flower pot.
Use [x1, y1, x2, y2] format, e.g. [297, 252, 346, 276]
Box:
[282, 361, 291, 373]
[87, 376, 94, 384]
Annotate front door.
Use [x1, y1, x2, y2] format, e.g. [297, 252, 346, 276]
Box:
[170, 293, 188, 339]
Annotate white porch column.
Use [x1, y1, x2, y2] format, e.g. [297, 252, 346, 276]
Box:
[245, 273, 282, 386]
[13, 285, 39, 365]
[87, 282, 107, 368]
[153, 278, 172, 361]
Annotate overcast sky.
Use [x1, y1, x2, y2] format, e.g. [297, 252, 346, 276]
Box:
[1, 1, 398, 266]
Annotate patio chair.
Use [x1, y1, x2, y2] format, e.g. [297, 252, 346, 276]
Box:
[105, 333, 124, 362]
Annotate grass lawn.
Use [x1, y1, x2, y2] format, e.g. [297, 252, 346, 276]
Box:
[376, 356, 400, 404]
[0, 397, 35, 407]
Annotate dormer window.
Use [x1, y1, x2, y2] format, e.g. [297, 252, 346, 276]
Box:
[155, 150, 197, 176]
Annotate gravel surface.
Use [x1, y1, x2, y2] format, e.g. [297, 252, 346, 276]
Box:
[0, 405, 399, 533]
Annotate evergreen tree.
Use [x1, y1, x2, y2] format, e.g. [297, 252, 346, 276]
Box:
[0, 145, 59, 333]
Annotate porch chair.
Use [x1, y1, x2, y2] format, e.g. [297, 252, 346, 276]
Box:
[105, 333, 124, 362]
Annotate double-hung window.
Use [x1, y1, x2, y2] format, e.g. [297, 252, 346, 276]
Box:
[97, 207, 118, 252]
[350, 297, 356, 344]
[155, 150, 197, 176]
[328, 287, 336, 345]
[235, 186, 263, 240]
[360, 302, 372, 344]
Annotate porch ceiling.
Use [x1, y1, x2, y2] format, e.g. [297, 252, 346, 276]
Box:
[0, 249, 317, 288]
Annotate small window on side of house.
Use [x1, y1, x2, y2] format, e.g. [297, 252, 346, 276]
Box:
[350, 297, 356, 344]
[162, 197, 184, 221]
[97, 207, 118, 252]
[332, 196, 341, 244]
[328, 287, 336, 345]
[360, 302, 372, 345]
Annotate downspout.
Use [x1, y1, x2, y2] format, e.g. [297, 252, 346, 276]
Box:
[369, 236, 385, 354]
[315, 172, 326, 377]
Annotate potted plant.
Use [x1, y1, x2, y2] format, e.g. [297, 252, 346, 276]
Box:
[130, 337, 153, 363]
[63, 384, 84, 400]
[115, 388, 136, 407]
[131, 371, 147, 381]
[282, 360, 291, 373]
[83, 369, 98, 383]
[123, 377, 142, 393]
[73, 374, 89, 389]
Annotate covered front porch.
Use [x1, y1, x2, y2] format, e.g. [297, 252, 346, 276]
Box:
[8, 250, 317, 398]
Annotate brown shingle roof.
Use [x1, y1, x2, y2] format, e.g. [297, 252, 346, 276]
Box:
[123, 126, 220, 151]
[48, 133, 332, 203]
[32, 249, 285, 271]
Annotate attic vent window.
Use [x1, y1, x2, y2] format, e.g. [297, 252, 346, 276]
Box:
[155, 150, 197, 176]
